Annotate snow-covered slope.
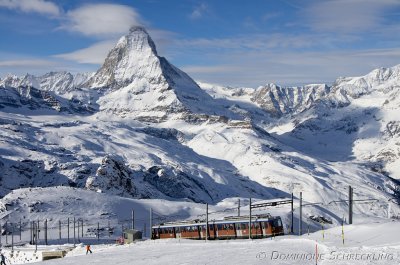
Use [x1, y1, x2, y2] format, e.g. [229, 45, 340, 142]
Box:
[29, 221, 400, 265]
[268, 65, 400, 181]
[0, 27, 399, 228]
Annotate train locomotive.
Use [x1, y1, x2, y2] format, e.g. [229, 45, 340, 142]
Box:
[151, 214, 284, 240]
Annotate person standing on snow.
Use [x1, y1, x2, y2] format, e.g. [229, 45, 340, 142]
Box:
[0, 252, 7, 265]
[86, 245, 92, 254]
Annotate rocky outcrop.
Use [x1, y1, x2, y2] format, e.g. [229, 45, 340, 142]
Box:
[85, 155, 136, 197]
[143, 165, 211, 203]
[251, 83, 330, 117]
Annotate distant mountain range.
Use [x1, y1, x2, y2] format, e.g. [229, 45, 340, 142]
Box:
[0, 26, 399, 219]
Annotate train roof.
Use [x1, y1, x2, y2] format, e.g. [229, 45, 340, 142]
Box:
[152, 215, 281, 229]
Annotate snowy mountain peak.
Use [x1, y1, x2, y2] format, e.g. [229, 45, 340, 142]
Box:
[85, 26, 238, 121]
[84, 26, 160, 89]
[127, 26, 158, 54]
[331, 64, 400, 101]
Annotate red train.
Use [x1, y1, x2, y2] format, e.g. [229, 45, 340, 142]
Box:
[151, 215, 284, 240]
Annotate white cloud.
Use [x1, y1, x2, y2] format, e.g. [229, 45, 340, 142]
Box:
[0, 59, 56, 67]
[178, 48, 400, 87]
[182, 65, 242, 74]
[175, 33, 351, 51]
[0, 0, 60, 16]
[189, 3, 208, 20]
[54, 40, 117, 64]
[302, 0, 400, 33]
[63, 4, 142, 37]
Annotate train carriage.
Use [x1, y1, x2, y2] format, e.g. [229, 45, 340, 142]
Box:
[152, 215, 284, 240]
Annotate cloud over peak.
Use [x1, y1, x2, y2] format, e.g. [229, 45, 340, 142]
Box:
[63, 4, 142, 38]
[0, 0, 60, 16]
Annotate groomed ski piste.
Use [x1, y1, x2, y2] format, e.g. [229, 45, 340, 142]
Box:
[2, 218, 400, 265]
[0, 187, 399, 265]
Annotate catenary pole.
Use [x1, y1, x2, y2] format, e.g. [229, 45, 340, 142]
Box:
[299, 192, 303, 236]
[206, 203, 209, 241]
[149, 208, 153, 239]
[291, 193, 294, 234]
[249, 198, 252, 240]
[132, 210, 135, 230]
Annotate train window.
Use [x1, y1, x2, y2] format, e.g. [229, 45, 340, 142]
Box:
[161, 228, 173, 234]
[217, 224, 224, 230]
[273, 219, 282, 227]
[209, 225, 214, 230]
[240, 223, 248, 230]
[187, 226, 197, 232]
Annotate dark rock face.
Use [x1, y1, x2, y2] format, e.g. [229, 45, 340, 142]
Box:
[143, 166, 211, 203]
[85, 155, 136, 197]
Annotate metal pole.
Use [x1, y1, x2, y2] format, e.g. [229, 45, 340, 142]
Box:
[73, 217, 76, 246]
[132, 210, 135, 230]
[11, 223, 14, 252]
[31, 222, 33, 245]
[35, 222, 38, 252]
[77, 219, 80, 241]
[238, 199, 240, 216]
[299, 192, 303, 236]
[45, 219, 48, 245]
[67, 218, 70, 243]
[108, 220, 111, 238]
[29, 221, 32, 244]
[20, 219, 22, 241]
[349, 186, 353, 224]
[97, 222, 99, 242]
[59, 220, 61, 241]
[81, 220, 83, 238]
[37, 220, 40, 242]
[150, 208, 152, 239]
[144, 223, 146, 237]
[206, 203, 209, 241]
[249, 198, 252, 240]
[291, 193, 294, 234]
[5, 221, 8, 244]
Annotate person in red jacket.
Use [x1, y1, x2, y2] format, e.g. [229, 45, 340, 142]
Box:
[86, 245, 92, 254]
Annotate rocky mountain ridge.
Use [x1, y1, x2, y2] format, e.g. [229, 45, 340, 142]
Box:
[0, 27, 399, 215]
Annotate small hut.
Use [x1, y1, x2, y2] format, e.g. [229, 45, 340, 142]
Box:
[123, 229, 142, 243]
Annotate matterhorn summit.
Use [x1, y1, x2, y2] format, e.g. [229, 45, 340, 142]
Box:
[87, 26, 234, 122]
[85, 26, 160, 89]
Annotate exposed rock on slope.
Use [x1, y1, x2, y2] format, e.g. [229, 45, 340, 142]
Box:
[86, 155, 136, 197]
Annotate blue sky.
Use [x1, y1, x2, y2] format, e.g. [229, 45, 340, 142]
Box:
[0, 0, 400, 86]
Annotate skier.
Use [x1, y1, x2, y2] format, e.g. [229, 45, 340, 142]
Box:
[86, 244, 92, 255]
[0, 252, 6, 265]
